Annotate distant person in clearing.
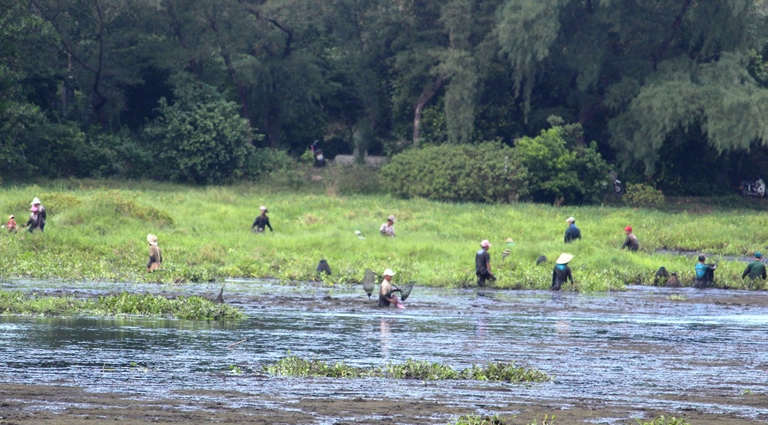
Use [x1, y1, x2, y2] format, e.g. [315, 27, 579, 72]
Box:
[621, 226, 639, 251]
[6, 215, 17, 233]
[252, 206, 273, 233]
[380, 215, 396, 237]
[475, 240, 495, 287]
[564, 217, 580, 243]
[378, 269, 402, 307]
[552, 253, 574, 290]
[742, 252, 767, 281]
[147, 234, 162, 272]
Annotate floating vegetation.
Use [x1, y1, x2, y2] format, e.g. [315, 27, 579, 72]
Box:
[0, 291, 245, 320]
[636, 416, 690, 425]
[450, 414, 555, 425]
[264, 355, 551, 383]
[666, 295, 687, 301]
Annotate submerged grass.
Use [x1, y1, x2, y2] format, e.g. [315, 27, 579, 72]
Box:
[0, 290, 244, 320]
[1, 180, 768, 290]
[264, 355, 551, 383]
[450, 415, 555, 425]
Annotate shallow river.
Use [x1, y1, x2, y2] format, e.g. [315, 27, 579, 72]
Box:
[1, 280, 767, 424]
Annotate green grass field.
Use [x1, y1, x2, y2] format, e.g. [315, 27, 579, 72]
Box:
[1, 179, 767, 291]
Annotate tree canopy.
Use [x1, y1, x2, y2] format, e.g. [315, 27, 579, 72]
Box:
[3, 0, 768, 194]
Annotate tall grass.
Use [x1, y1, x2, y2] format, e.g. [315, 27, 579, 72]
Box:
[1, 180, 767, 290]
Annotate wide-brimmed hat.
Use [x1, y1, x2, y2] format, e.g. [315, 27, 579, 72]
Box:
[8, 215, 14, 219]
[383, 268, 396, 277]
[147, 234, 159, 246]
[260, 206, 267, 211]
[31, 197, 40, 205]
[624, 226, 632, 232]
[388, 215, 396, 223]
[566, 217, 575, 223]
[481, 240, 491, 248]
[556, 253, 574, 264]
[505, 238, 514, 243]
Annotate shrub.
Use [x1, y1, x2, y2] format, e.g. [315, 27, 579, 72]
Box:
[380, 142, 528, 203]
[625, 183, 665, 208]
[515, 126, 609, 204]
[145, 80, 257, 184]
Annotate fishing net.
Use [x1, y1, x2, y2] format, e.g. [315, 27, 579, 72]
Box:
[398, 282, 415, 301]
[363, 268, 376, 298]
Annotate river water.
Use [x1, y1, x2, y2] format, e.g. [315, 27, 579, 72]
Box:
[1, 279, 767, 424]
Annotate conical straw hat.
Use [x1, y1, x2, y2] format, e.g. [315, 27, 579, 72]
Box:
[556, 253, 573, 264]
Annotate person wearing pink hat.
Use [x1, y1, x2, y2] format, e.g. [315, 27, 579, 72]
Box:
[620, 225, 639, 251]
[24, 197, 46, 233]
[475, 240, 495, 287]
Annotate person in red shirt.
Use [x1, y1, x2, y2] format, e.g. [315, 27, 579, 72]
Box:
[6, 215, 17, 233]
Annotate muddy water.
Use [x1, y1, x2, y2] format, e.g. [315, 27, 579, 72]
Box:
[1, 280, 768, 424]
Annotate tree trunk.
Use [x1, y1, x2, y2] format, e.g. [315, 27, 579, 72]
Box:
[412, 75, 446, 146]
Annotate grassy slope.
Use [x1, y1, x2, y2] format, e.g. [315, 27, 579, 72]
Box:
[1, 180, 767, 290]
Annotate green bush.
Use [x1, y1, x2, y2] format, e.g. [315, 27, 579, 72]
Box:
[635, 416, 690, 425]
[145, 80, 256, 184]
[515, 126, 609, 204]
[625, 183, 665, 208]
[380, 142, 528, 203]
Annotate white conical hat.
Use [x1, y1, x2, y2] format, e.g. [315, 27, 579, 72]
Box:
[383, 268, 396, 276]
[556, 253, 573, 264]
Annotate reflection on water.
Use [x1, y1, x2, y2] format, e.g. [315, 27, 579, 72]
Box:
[1, 280, 768, 422]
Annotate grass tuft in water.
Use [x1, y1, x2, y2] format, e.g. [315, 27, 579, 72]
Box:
[450, 414, 555, 425]
[636, 416, 690, 425]
[265, 355, 551, 382]
[0, 290, 245, 320]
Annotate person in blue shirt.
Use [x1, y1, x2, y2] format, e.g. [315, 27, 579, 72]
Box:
[552, 253, 574, 290]
[693, 254, 717, 288]
[564, 217, 581, 243]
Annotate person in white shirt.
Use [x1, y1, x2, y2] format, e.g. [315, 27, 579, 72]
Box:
[379, 215, 396, 237]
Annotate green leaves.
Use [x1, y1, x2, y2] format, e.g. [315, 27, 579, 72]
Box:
[265, 355, 552, 382]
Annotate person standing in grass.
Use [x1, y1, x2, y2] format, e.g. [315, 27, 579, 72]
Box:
[252, 206, 273, 233]
[379, 215, 396, 237]
[742, 252, 766, 280]
[621, 225, 639, 251]
[552, 253, 574, 290]
[378, 269, 401, 307]
[475, 240, 495, 287]
[24, 197, 46, 232]
[693, 254, 717, 288]
[564, 217, 580, 243]
[147, 234, 162, 272]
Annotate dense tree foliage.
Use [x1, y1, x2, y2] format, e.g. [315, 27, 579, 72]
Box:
[3, 0, 768, 197]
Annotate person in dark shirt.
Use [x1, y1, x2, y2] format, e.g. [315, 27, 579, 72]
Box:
[564, 217, 581, 243]
[552, 253, 574, 290]
[475, 240, 494, 287]
[147, 234, 162, 272]
[25, 197, 46, 232]
[378, 269, 401, 307]
[252, 206, 273, 233]
[693, 254, 717, 288]
[742, 252, 767, 280]
[621, 225, 639, 251]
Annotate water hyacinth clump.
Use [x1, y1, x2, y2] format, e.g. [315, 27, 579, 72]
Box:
[636, 417, 690, 425]
[265, 355, 551, 383]
[0, 290, 245, 320]
[450, 414, 556, 425]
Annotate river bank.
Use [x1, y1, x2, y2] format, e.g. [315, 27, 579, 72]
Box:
[2, 181, 768, 290]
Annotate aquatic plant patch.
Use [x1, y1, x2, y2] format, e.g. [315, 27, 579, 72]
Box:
[265, 355, 551, 383]
[0, 290, 244, 320]
[449, 414, 556, 425]
[635, 416, 690, 425]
